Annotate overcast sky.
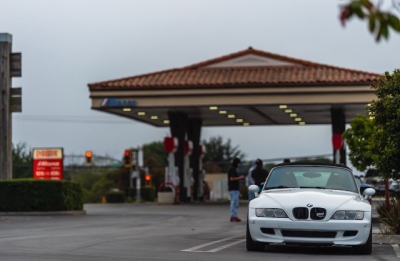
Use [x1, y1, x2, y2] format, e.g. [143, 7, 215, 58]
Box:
[2, 0, 400, 172]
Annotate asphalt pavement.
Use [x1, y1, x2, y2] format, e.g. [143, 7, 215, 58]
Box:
[0, 202, 398, 261]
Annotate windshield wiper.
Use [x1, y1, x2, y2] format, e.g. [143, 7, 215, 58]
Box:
[300, 186, 326, 189]
[265, 186, 292, 190]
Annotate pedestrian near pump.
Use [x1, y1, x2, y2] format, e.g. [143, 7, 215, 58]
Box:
[251, 159, 269, 188]
[228, 157, 245, 222]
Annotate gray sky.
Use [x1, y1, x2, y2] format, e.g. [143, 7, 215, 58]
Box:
[2, 0, 400, 171]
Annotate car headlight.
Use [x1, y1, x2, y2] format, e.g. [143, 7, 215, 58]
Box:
[256, 208, 288, 218]
[331, 210, 364, 220]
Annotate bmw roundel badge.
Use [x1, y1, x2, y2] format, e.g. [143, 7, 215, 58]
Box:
[306, 203, 313, 207]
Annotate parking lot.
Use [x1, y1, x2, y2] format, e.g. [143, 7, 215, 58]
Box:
[0, 203, 398, 261]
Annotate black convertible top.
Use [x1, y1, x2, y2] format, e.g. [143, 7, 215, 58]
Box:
[274, 162, 351, 170]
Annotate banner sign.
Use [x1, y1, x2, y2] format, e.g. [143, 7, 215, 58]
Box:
[100, 98, 136, 107]
[33, 148, 63, 180]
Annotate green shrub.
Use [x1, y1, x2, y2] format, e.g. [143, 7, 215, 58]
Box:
[240, 186, 248, 200]
[129, 186, 156, 202]
[0, 179, 83, 211]
[106, 191, 125, 203]
[377, 197, 400, 234]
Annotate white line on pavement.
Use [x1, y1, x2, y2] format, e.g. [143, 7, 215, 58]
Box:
[181, 236, 238, 252]
[207, 239, 246, 252]
[391, 244, 400, 258]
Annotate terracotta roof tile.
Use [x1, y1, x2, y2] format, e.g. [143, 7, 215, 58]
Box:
[88, 48, 381, 90]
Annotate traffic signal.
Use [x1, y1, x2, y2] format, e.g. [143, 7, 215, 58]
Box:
[124, 149, 133, 168]
[145, 174, 152, 186]
[85, 151, 92, 165]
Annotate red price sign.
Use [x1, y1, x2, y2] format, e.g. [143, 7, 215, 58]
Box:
[33, 148, 63, 180]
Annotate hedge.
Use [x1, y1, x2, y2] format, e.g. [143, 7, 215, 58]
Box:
[129, 186, 155, 202]
[0, 179, 83, 211]
[106, 191, 125, 203]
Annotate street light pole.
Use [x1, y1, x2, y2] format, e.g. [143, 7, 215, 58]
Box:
[0, 34, 13, 180]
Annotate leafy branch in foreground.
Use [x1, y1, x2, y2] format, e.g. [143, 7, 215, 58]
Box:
[340, 0, 400, 41]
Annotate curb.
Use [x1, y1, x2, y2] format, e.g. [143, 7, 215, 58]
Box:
[0, 210, 86, 216]
[373, 234, 400, 244]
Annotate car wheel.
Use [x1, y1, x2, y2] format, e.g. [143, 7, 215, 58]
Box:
[353, 228, 372, 255]
[246, 219, 265, 251]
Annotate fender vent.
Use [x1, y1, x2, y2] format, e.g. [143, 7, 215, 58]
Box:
[260, 228, 275, 234]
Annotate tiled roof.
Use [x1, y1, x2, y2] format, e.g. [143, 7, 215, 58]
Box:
[88, 47, 381, 90]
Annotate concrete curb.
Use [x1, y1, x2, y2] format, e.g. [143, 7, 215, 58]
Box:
[0, 210, 86, 216]
[373, 234, 400, 244]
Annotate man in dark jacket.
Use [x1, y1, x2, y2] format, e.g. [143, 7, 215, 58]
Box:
[251, 159, 269, 188]
[228, 158, 245, 222]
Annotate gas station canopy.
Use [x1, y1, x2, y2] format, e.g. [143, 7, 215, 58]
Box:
[88, 47, 380, 127]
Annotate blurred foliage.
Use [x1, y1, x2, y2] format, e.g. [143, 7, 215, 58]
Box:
[340, 0, 400, 41]
[106, 191, 126, 203]
[12, 142, 33, 179]
[129, 186, 156, 202]
[85, 169, 120, 203]
[294, 157, 333, 164]
[343, 115, 375, 171]
[369, 69, 400, 180]
[202, 136, 246, 173]
[142, 141, 167, 166]
[0, 179, 83, 211]
[240, 186, 248, 200]
[378, 197, 400, 234]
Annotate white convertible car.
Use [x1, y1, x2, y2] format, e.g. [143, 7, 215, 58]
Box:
[247, 163, 376, 255]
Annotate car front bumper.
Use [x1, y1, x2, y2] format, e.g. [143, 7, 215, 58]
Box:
[248, 210, 372, 246]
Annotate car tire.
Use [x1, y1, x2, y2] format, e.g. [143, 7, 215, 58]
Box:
[353, 227, 372, 255]
[246, 219, 265, 251]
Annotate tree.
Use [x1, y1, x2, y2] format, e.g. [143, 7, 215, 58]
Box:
[340, 0, 400, 41]
[202, 136, 246, 172]
[142, 141, 167, 166]
[12, 142, 33, 179]
[367, 69, 400, 205]
[343, 114, 375, 171]
[369, 69, 400, 178]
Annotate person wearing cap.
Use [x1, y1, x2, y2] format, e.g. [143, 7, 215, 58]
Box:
[251, 159, 269, 188]
[228, 157, 245, 222]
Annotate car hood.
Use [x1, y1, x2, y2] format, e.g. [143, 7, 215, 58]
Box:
[250, 188, 371, 214]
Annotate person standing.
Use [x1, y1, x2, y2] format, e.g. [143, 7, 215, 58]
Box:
[251, 159, 269, 188]
[246, 160, 256, 200]
[228, 157, 245, 222]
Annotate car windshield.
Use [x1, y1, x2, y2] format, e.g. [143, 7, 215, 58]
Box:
[263, 166, 358, 193]
[354, 176, 362, 187]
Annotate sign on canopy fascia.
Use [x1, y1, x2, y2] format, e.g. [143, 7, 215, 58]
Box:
[33, 148, 64, 180]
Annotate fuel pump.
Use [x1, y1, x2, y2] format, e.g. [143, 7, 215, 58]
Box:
[163, 137, 179, 187]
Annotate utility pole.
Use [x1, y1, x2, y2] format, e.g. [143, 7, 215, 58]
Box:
[0, 33, 22, 179]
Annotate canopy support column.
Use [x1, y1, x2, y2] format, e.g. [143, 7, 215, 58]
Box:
[188, 118, 202, 201]
[331, 107, 346, 165]
[168, 111, 188, 203]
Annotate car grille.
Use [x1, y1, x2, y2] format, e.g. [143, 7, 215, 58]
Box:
[293, 207, 308, 219]
[281, 230, 337, 238]
[310, 208, 326, 220]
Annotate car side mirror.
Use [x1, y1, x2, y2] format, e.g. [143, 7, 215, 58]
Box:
[249, 185, 260, 197]
[363, 187, 375, 200]
[360, 184, 371, 194]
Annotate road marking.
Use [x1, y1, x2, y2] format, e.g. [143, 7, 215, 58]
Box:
[391, 244, 400, 258]
[207, 239, 246, 252]
[181, 236, 244, 252]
